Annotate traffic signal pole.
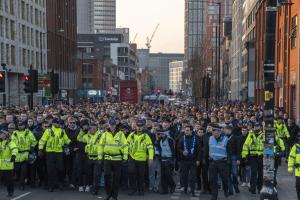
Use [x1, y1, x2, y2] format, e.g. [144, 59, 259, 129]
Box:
[29, 65, 34, 110]
[260, 0, 277, 199]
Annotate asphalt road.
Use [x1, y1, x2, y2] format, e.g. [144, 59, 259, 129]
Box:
[0, 164, 297, 200]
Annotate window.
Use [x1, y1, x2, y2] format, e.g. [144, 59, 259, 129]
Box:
[9, 0, 14, 14]
[278, 28, 281, 62]
[291, 15, 297, 49]
[0, 16, 3, 37]
[10, 20, 15, 40]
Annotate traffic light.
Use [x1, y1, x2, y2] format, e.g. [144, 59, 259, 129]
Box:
[23, 75, 31, 93]
[29, 69, 38, 93]
[0, 71, 5, 93]
[50, 72, 59, 95]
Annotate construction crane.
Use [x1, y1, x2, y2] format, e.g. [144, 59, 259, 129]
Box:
[146, 24, 160, 49]
[132, 33, 138, 43]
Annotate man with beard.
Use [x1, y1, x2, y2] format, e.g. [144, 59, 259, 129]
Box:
[65, 117, 81, 189]
[76, 118, 90, 191]
[179, 125, 200, 197]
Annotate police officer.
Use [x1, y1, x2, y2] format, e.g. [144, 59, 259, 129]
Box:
[38, 118, 71, 192]
[275, 118, 290, 160]
[242, 122, 264, 194]
[0, 130, 18, 197]
[288, 131, 300, 199]
[12, 121, 37, 190]
[274, 134, 285, 186]
[127, 119, 154, 196]
[203, 124, 229, 200]
[77, 123, 102, 195]
[99, 118, 128, 200]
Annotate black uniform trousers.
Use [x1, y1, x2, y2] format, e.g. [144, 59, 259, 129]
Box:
[249, 155, 263, 193]
[274, 155, 281, 186]
[161, 159, 176, 193]
[296, 176, 300, 200]
[201, 160, 210, 192]
[29, 156, 47, 187]
[128, 159, 146, 192]
[15, 161, 28, 186]
[1, 170, 14, 194]
[46, 152, 64, 189]
[209, 159, 229, 200]
[104, 160, 122, 199]
[181, 160, 196, 192]
[85, 159, 102, 192]
[73, 152, 87, 186]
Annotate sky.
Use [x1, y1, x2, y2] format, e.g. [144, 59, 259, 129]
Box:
[116, 0, 184, 53]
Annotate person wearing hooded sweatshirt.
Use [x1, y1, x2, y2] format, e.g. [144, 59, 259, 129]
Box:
[224, 125, 241, 195]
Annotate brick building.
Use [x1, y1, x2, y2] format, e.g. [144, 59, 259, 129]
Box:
[47, 0, 77, 103]
[275, 1, 300, 121]
[255, 0, 266, 105]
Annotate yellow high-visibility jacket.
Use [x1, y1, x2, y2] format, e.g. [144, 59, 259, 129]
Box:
[39, 126, 71, 153]
[11, 129, 37, 162]
[127, 132, 154, 161]
[99, 130, 128, 161]
[0, 139, 18, 170]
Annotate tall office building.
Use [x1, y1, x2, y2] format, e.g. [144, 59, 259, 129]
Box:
[0, 0, 47, 105]
[184, 0, 206, 61]
[77, 0, 116, 34]
[230, 0, 243, 100]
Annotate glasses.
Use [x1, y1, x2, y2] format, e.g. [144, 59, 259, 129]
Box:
[8, 128, 14, 130]
[69, 122, 76, 124]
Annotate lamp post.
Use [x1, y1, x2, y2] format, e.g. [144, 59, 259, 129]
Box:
[199, 0, 221, 101]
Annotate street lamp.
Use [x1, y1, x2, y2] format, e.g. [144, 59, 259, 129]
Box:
[199, 0, 221, 100]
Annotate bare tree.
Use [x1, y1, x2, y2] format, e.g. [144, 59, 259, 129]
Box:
[189, 35, 214, 105]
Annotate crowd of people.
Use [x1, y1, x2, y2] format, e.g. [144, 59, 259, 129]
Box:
[0, 102, 299, 200]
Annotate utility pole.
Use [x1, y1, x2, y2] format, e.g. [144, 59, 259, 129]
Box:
[260, 0, 278, 199]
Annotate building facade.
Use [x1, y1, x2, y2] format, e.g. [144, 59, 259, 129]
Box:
[169, 61, 184, 93]
[230, 0, 243, 100]
[76, 33, 125, 102]
[47, 0, 77, 103]
[110, 43, 138, 80]
[77, 0, 116, 34]
[275, 1, 300, 122]
[0, 0, 47, 105]
[243, 0, 257, 103]
[149, 53, 184, 91]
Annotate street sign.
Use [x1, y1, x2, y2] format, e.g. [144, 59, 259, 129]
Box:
[38, 79, 50, 86]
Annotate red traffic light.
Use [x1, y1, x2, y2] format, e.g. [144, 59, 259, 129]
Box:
[23, 75, 29, 81]
[0, 72, 4, 80]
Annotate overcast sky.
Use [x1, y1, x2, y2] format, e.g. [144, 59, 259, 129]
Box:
[117, 0, 184, 53]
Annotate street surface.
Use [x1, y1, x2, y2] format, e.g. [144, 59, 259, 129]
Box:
[0, 164, 297, 200]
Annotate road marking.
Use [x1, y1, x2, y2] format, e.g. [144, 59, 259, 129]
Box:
[171, 196, 179, 199]
[11, 192, 31, 200]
